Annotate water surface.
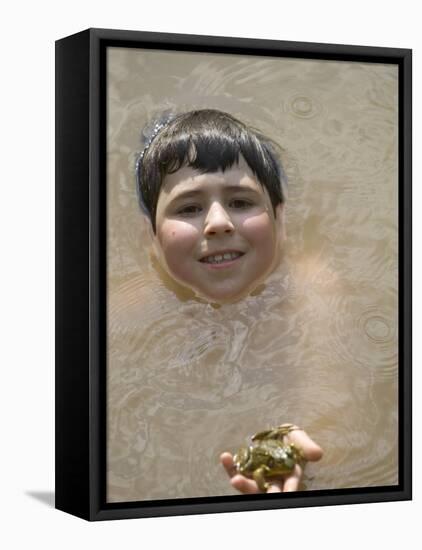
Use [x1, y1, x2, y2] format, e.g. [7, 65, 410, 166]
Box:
[107, 48, 398, 502]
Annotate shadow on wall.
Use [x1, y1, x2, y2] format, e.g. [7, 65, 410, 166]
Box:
[25, 491, 55, 508]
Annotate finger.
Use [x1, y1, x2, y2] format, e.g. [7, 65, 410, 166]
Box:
[230, 474, 261, 494]
[220, 452, 237, 478]
[286, 429, 323, 462]
[283, 465, 302, 492]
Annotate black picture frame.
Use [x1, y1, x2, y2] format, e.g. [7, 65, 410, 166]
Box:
[55, 27, 412, 521]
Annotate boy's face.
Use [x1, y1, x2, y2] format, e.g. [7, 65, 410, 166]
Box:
[153, 157, 286, 303]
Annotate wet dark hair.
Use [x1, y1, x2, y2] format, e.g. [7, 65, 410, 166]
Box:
[136, 109, 287, 233]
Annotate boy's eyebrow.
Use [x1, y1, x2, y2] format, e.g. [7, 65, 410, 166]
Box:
[171, 184, 261, 200]
[223, 185, 261, 194]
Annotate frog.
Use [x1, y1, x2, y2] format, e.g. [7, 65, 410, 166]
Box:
[232, 424, 305, 492]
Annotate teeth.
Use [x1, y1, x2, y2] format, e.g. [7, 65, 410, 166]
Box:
[202, 252, 242, 264]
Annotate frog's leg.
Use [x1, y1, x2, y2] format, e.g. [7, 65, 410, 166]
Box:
[252, 425, 299, 442]
[273, 424, 299, 438]
[252, 465, 272, 492]
[251, 430, 273, 442]
[251, 428, 282, 442]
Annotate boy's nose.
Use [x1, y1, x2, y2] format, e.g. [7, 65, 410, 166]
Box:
[203, 202, 234, 236]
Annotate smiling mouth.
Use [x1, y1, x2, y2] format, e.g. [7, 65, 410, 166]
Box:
[199, 251, 245, 264]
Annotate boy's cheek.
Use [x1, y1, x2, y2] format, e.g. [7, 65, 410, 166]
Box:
[241, 213, 280, 270]
[241, 212, 277, 244]
[155, 220, 199, 261]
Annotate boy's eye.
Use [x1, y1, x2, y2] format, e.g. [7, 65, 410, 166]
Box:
[177, 204, 202, 216]
[229, 199, 254, 209]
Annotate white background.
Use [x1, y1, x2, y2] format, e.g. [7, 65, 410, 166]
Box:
[0, 1, 418, 548]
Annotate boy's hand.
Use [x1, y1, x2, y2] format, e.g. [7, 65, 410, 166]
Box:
[220, 427, 323, 493]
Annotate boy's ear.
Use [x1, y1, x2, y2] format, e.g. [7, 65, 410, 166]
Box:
[141, 214, 160, 256]
[275, 203, 287, 241]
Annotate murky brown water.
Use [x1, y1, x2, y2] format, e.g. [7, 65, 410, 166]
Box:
[106, 47, 398, 502]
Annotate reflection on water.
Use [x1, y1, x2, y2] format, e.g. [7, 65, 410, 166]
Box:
[107, 48, 398, 502]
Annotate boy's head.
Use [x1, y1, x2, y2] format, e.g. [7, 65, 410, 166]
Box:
[136, 109, 287, 303]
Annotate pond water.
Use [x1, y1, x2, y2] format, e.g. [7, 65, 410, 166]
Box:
[106, 48, 398, 502]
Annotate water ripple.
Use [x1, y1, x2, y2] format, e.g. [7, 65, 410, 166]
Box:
[288, 93, 323, 119]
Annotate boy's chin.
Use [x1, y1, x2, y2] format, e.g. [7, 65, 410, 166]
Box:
[188, 256, 281, 304]
[192, 266, 281, 305]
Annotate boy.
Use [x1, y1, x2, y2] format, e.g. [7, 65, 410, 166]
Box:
[136, 109, 287, 303]
[136, 109, 323, 493]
